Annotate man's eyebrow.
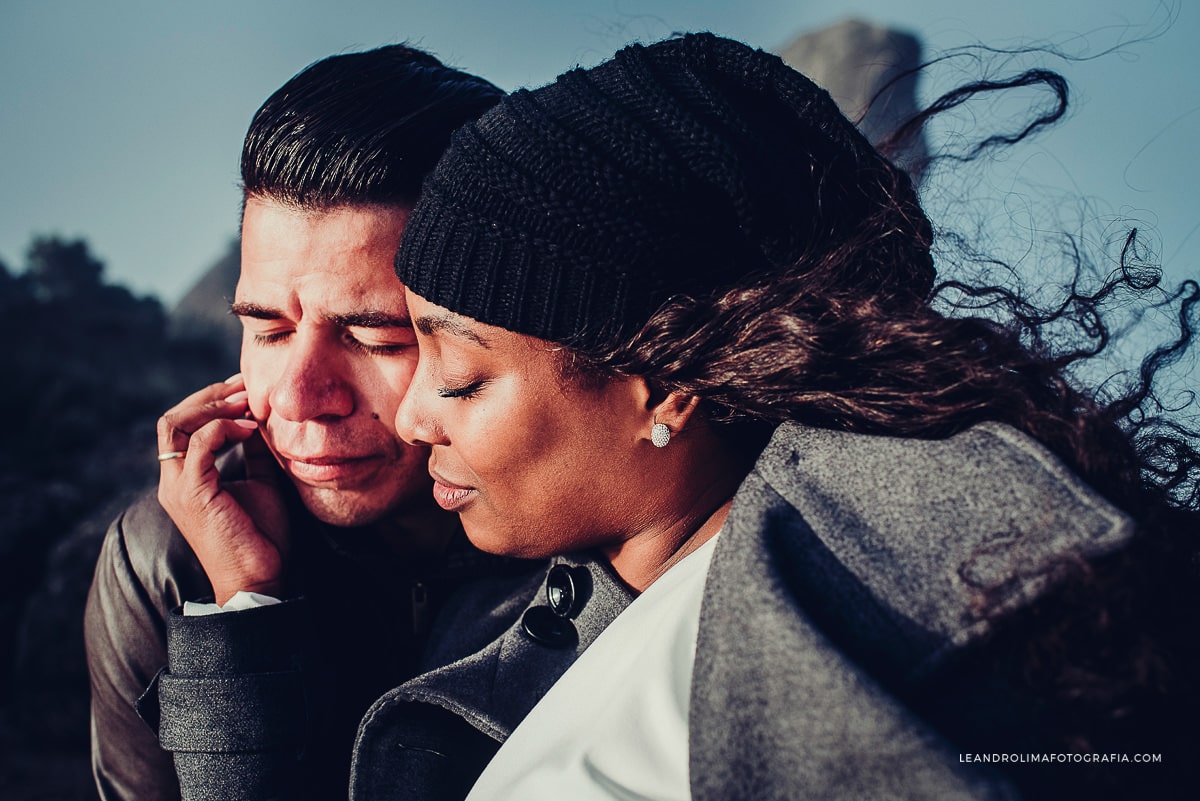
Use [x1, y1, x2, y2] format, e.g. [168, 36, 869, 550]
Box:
[415, 313, 491, 348]
[228, 303, 410, 329]
[328, 311, 413, 329]
[229, 301, 283, 320]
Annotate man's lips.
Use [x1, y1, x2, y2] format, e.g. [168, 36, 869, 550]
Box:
[429, 471, 478, 511]
[277, 452, 382, 484]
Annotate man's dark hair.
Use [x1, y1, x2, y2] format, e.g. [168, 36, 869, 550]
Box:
[241, 43, 503, 209]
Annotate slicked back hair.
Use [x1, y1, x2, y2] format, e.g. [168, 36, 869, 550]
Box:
[241, 44, 504, 210]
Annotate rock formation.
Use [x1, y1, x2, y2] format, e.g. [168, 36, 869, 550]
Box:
[169, 239, 243, 366]
[779, 18, 926, 178]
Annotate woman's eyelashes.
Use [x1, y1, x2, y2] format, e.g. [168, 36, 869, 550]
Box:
[437, 378, 488, 399]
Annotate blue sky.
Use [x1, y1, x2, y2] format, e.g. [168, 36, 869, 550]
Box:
[1, 0, 1195, 307]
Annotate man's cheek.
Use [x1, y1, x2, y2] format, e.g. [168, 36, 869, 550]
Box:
[242, 380, 272, 422]
[385, 357, 420, 398]
[353, 360, 407, 410]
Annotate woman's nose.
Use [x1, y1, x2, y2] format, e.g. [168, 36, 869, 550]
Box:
[394, 359, 446, 446]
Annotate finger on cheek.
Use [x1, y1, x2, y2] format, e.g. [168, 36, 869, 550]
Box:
[223, 390, 249, 407]
[187, 418, 258, 462]
[219, 374, 246, 400]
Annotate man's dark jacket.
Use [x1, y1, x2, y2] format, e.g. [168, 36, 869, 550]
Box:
[83, 449, 523, 801]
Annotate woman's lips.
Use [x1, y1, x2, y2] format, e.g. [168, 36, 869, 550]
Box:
[431, 476, 478, 511]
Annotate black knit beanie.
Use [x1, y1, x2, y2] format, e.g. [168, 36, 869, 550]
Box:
[396, 32, 933, 350]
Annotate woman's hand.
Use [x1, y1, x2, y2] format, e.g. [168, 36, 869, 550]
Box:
[157, 375, 290, 605]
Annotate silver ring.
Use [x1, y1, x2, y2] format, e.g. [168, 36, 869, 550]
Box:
[157, 450, 187, 462]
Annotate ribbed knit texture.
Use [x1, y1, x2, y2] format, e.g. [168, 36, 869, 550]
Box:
[396, 32, 932, 349]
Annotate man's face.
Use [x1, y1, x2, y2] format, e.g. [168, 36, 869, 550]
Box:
[233, 197, 430, 527]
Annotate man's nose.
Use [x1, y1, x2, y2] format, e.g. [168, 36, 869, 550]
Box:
[269, 332, 355, 422]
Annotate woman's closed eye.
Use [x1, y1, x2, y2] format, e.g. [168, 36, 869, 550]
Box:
[437, 379, 488, 399]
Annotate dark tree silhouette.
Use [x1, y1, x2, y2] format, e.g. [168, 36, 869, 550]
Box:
[0, 235, 235, 797]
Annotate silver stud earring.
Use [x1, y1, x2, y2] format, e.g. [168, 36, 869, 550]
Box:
[651, 422, 671, 448]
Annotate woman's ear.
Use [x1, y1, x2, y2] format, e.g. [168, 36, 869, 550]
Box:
[645, 390, 702, 447]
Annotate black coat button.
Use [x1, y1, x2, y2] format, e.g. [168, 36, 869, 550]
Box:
[521, 605, 578, 648]
[546, 564, 582, 618]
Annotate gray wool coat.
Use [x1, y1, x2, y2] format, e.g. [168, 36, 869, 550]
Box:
[153, 420, 1132, 800]
[687, 421, 1130, 800]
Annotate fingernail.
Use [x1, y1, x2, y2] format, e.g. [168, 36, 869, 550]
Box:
[233, 419, 258, 429]
[224, 390, 248, 404]
[225, 373, 242, 384]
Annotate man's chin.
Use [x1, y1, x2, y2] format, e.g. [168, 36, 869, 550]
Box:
[294, 485, 406, 529]
[295, 484, 393, 527]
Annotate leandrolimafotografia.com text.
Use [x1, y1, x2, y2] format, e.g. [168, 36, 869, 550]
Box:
[960, 753, 1162, 765]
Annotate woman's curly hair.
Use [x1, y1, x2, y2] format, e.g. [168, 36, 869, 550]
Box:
[561, 69, 1200, 799]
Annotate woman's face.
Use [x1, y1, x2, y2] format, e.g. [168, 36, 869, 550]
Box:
[394, 291, 657, 558]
